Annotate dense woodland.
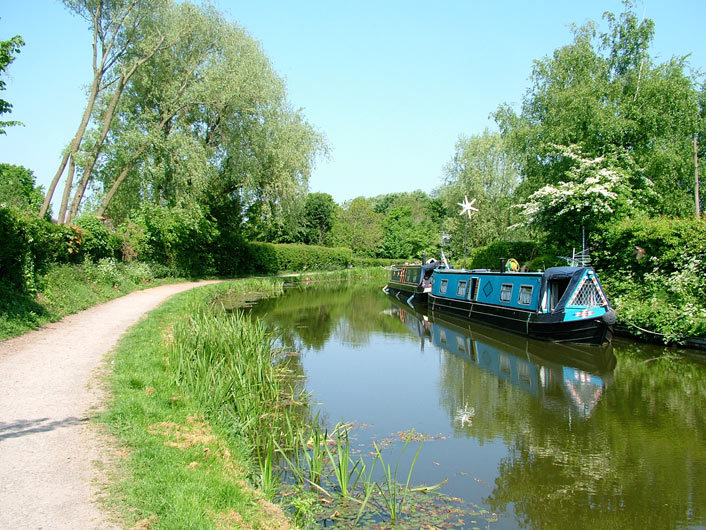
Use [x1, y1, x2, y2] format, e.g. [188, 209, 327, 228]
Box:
[1, 0, 705, 341]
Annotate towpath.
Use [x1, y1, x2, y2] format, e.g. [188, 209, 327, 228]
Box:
[0, 281, 221, 529]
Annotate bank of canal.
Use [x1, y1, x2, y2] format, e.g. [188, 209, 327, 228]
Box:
[249, 281, 706, 529]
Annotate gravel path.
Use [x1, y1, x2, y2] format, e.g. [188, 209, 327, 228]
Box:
[0, 281, 221, 529]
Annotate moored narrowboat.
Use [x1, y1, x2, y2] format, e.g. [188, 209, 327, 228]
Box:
[428, 266, 616, 345]
[385, 260, 442, 303]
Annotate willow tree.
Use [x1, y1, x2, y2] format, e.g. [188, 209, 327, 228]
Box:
[89, 1, 324, 240]
[40, 0, 166, 222]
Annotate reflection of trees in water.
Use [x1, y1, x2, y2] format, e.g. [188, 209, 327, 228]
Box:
[253, 283, 409, 351]
[427, 308, 706, 528]
[482, 348, 706, 529]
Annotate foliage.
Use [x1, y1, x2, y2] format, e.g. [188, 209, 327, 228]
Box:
[0, 164, 45, 215]
[302, 192, 336, 245]
[72, 215, 119, 260]
[0, 33, 24, 134]
[244, 242, 353, 275]
[126, 204, 218, 276]
[437, 130, 522, 254]
[330, 197, 384, 257]
[495, 1, 705, 220]
[512, 143, 645, 243]
[592, 216, 706, 276]
[592, 216, 706, 342]
[380, 205, 437, 260]
[468, 241, 547, 270]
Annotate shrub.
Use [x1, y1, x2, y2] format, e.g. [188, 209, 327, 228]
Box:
[592, 217, 706, 276]
[244, 242, 353, 274]
[468, 241, 545, 270]
[72, 215, 118, 261]
[0, 207, 29, 290]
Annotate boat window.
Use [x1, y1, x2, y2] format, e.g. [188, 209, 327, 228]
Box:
[569, 276, 607, 307]
[518, 285, 533, 305]
[457, 280, 467, 297]
[470, 278, 479, 301]
[500, 283, 513, 303]
[440, 279, 448, 294]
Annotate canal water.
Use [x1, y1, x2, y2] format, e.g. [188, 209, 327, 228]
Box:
[249, 281, 706, 529]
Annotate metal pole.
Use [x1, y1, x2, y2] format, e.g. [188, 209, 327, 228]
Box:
[695, 134, 701, 218]
[464, 214, 468, 269]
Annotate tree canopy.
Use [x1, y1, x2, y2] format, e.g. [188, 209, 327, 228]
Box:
[495, 1, 704, 242]
[0, 32, 24, 134]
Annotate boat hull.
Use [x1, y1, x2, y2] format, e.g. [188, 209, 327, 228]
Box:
[428, 266, 615, 346]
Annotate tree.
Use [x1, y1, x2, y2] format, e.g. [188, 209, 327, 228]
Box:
[0, 33, 24, 134]
[437, 130, 521, 256]
[0, 164, 44, 215]
[40, 0, 166, 221]
[330, 197, 383, 257]
[513, 144, 644, 243]
[494, 1, 703, 220]
[302, 192, 336, 245]
[82, 1, 325, 252]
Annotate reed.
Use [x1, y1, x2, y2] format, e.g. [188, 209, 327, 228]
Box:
[324, 423, 363, 497]
[168, 305, 296, 448]
[257, 439, 280, 499]
[373, 431, 423, 522]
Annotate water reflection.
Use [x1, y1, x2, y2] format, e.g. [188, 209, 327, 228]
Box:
[386, 296, 616, 422]
[250, 283, 706, 529]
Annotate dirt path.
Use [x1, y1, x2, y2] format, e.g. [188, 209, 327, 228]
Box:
[0, 281, 221, 529]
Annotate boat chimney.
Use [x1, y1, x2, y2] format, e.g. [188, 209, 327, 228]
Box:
[500, 258, 506, 273]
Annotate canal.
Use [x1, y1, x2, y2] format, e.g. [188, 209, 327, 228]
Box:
[248, 281, 706, 529]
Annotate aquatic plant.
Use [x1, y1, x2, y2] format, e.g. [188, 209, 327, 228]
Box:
[373, 430, 423, 522]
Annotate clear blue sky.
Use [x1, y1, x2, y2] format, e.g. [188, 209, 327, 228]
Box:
[2, 1, 705, 211]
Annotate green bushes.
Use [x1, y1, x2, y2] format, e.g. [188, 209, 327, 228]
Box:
[591, 217, 706, 343]
[592, 217, 706, 276]
[244, 242, 353, 274]
[468, 241, 547, 270]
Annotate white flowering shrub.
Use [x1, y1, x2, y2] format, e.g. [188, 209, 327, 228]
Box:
[513, 144, 649, 241]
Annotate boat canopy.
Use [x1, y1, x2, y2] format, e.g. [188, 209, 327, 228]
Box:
[540, 266, 596, 313]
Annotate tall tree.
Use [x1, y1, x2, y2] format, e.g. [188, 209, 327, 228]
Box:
[0, 32, 24, 134]
[437, 130, 521, 254]
[495, 1, 703, 223]
[330, 197, 383, 257]
[302, 192, 336, 245]
[40, 0, 166, 220]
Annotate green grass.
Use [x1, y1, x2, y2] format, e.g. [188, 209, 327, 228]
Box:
[99, 279, 293, 529]
[0, 260, 185, 341]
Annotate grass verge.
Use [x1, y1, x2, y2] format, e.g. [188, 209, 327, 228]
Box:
[98, 279, 292, 529]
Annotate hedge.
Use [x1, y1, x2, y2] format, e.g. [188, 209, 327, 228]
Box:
[468, 241, 550, 270]
[244, 242, 353, 274]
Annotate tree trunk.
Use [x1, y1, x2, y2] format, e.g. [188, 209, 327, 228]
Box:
[67, 34, 164, 221]
[696, 134, 701, 219]
[39, 74, 101, 219]
[58, 156, 76, 224]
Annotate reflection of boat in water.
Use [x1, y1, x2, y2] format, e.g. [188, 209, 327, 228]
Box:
[386, 297, 616, 418]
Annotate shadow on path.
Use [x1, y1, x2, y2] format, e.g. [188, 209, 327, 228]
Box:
[0, 416, 87, 441]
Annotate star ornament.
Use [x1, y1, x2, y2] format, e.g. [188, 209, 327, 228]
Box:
[458, 196, 478, 219]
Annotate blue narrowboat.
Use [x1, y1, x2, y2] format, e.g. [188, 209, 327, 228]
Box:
[428, 266, 616, 345]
